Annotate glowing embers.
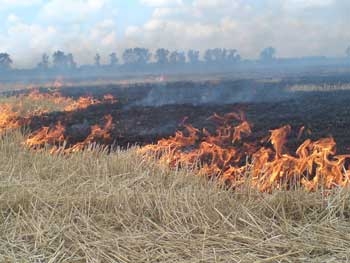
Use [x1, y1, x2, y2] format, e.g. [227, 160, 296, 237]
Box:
[140, 112, 350, 192]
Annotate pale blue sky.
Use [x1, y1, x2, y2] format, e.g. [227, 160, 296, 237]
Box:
[0, 0, 348, 67]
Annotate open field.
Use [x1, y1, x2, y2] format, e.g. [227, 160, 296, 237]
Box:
[1, 78, 350, 261]
[1, 132, 350, 262]
[1, 0, 350, 261]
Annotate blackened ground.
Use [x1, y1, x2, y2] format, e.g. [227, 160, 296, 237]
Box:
[23, 86, 350, 154]
[4, 78, 350, 153]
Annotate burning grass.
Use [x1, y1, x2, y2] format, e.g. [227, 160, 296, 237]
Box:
[2, 88, 350, 261]
[1, 88, 350, 192]
[1, 131, 350, 262]
[0, 88, 117, 151]
[140, 111, 350, 192]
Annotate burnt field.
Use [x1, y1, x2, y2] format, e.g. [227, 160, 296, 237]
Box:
[4, 77, 350, 261]
[4, 78, 350, 154]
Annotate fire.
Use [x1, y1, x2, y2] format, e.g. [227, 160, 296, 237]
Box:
[64, 94, 116, 112]
[103, 94, 117, 102]
[26, 88, 72, 105]
[140, 112, 350, 192]
[2, 86, 349, 192]
[24, 122, 65, 149]
[63, 96, 99, 111]
[269, 125, 291, 158]
[24, 88, 99, 111]
[24, 115, 114, 154]
[63, 115, 114, 153]
[0, 104, 22, 134]
[0, 102, 41, 135]
[0, 88, 117, 154]
[22, 88, 117, 112]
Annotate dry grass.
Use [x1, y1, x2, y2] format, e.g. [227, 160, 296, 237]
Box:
[0, 95, 70, 114]
[1, 132, 350, 262]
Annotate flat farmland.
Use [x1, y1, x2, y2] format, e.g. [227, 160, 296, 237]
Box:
[1, 78, 350, 262]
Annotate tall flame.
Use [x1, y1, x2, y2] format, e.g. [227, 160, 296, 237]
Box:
[140, 112, 350, 192]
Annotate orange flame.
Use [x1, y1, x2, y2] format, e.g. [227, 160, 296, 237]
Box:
[0, 89, 117, 154]
[24, 115, 114, 154]
[140, 112, 350, 192]
[64, 96, 99, 111]
[3, 87, 349, 193]
[23, 88, 117, 112]
[63, 115, 114, 153]
[64, 94, 116, 112]
[25, 88, 70, 104]
[0, 104, 22, 134]
[24, 122, 65, 149]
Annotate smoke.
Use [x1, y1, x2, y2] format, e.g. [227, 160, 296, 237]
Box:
[137, 80, 294, 106]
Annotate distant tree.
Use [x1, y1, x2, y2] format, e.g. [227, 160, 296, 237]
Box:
[260, 47, 276, 61]
[52, 51, 76, 69]
[226, 49, 241, 62]
[216, 48, 227, 62]
[37, 53, 49, 70]
[67, 53, 77, 69]
[178, 52, 186, 64]
[346, 47, 350, 58]
[135, 48, 151, 64]
[187, 49, 200, 64]
[204, 48, 227, 63]
[0, 53, 13, 70]
[109, 52, 118, 66]
[94, 53, 101, 67]
[122, 49, 137, 65]
[52, 50, 68, 69]
[122, 48, 151, 65]
[155, 48, 170, 64]
[169, 51, 186, 64]
[204, 49, 214, 63]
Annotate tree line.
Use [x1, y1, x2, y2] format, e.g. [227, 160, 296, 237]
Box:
[1, 46, 350, 71]
[0, 47, 275, 71]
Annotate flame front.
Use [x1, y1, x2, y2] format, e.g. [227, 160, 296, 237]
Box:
[24, 122, 66, 149]
[0, 104, 21, 134]
[63, 114, 114, 153]
[0, 88, 117, 153]
[1, 87, 349, 192]
[25, 88, 69, 104]
[140, 112, 350, 192]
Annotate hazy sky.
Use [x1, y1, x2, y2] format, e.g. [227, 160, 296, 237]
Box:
[0, 0, 348, 67]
